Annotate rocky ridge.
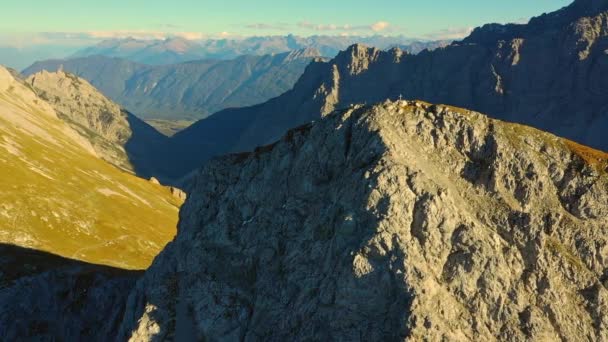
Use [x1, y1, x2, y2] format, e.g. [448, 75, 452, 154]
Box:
[114, 100, 608, 341]
[70, 35, 447, 65]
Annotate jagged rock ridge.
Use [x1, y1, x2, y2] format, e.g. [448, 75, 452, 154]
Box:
[165, 0, 608, 180]
[69, 35, 447, 65]
[115, 100, 608, 341]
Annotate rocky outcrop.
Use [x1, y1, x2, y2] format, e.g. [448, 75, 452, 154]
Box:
[116, 100, 608, 340]
[26, 70, 169, 179]
[166, 0, 608, 180]
[169, 187, 187, 201]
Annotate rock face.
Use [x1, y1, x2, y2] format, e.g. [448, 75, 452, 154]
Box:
[23, 50, 324, 120]
[26, 70, 168, 179]
[165, 0, 608, 180]
[115, 100, 608, 340]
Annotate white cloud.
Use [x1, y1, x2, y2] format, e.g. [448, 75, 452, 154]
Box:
[297, 22, 349, 31]
[0, 30, 219, 47]
[245, 23, 290, 30]
[86, 30, 167, 40]
[294, 21, 393, 33]
[85, 30, 208, 40]
[423, 27, 474, 41]
[370, 21, 390, 32]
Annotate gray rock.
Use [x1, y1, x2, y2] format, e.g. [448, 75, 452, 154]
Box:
[117, 100, 608, 341]
[0, 244, 140, 342]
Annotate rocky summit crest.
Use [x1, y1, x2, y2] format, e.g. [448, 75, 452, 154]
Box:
[10, 99, 605, 340]
[118, 100, 608, 340]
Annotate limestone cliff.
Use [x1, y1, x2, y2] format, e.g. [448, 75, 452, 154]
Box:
[118, 100, 608, 341]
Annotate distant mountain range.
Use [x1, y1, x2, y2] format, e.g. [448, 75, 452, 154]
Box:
[158, 0, 608, 180]
[23, 49, 324, 120]
[0, 45, 82, 71]
[22, 0, 608, 184]
[71, 35, 449, 64]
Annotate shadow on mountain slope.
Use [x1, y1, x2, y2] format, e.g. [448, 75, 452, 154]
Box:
[124, 111, 172, 182]
[0, 243, 142, 341]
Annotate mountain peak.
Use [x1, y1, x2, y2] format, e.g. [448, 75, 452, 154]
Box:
[114, 99, 608, 340]
[462, 0, 608, 45]
[0, 65, 15, 91]
[334, 44, 381, 75]
[572, 0, 608, 12]
[27, 70, 142, 171]
[283, 47, 321, 62]
[343, 43, 373, 55]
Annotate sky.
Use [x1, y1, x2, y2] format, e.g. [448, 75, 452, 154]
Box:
[0, 0, 572, 46]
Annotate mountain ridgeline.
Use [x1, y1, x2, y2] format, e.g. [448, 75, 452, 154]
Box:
[161, 0, 608, 180]
[69, 35, 448, 65]
[24, 49, 324, 120]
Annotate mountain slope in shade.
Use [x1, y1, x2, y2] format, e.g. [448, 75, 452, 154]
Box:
[70, 35, 448, 64]
[23, 50, 323, 120]
[25, 70, 169, 179]
[7, 100, 608, 340]
[0, 244, 140, 341]
[0, 66, 182, 269]
[165, 0, 608, 180]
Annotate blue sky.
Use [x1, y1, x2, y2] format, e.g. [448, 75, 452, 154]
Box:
[0, 0, 571, 45]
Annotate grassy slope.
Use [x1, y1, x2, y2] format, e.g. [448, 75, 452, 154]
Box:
[0, 81, 182, 270]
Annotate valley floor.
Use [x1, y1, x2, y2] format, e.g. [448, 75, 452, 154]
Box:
[144, 119, 195, 137]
